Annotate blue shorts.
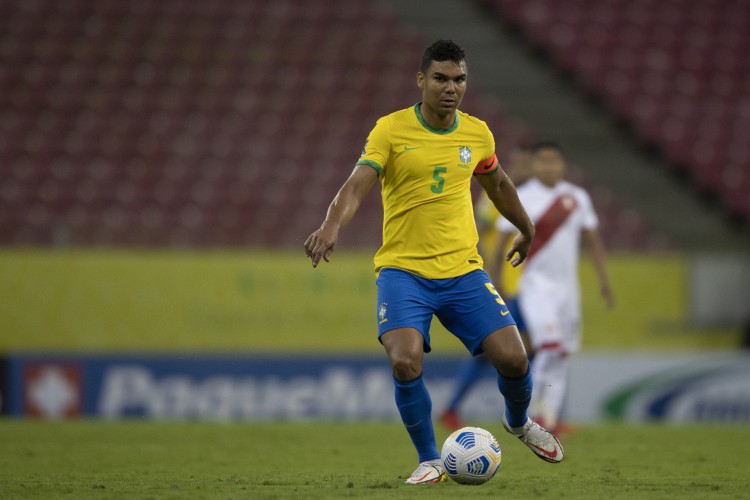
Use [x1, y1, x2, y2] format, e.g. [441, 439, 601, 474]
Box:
[505, 297, 527, 333]
[376, 268, 517, 355]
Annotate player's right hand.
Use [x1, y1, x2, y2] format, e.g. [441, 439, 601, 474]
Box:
[304, 221, 339, 268]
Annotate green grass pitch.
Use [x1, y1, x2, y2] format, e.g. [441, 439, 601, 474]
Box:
[1, 421, 748, 499]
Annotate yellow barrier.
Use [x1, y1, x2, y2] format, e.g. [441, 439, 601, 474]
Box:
[0, 250, 739, 352]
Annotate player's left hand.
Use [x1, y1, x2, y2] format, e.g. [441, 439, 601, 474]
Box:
[304, 221, 340, 268]
[505, 233, 532, 267]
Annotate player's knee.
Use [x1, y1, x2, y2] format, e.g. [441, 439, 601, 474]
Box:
[390, 354, 422, 381]
[499, 352, 528, 378]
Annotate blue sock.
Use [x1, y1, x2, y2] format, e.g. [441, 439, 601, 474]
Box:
[497, 368, 532, 428]
[446, 355, 490, 412]
[394, 374, 440, 463]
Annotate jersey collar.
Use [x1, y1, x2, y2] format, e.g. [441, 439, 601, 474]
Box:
[414, 102, 459, 135]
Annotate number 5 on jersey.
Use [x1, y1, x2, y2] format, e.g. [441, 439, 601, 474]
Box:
[431, 166, 447, 194]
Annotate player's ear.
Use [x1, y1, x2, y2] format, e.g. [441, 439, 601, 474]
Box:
[417, 72, 424, 90]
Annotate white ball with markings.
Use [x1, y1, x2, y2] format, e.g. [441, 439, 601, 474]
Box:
[440, 426, 502, 485]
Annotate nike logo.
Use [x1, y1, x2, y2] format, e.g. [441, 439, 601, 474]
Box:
[529, 442, 559, 459]
[501, 310, 510, 316]
[403, 146, 422, 151]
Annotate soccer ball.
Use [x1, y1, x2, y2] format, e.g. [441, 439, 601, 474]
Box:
[440, 426, 502, 485]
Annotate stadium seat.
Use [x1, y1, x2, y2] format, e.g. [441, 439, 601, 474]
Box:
[481, 0, 750, 224]
[0, 0, 671, 249]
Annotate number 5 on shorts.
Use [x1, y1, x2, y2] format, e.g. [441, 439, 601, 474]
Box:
[484, 282, 506, 305]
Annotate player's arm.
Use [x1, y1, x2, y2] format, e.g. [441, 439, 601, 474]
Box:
[581, 228, 615, 309]
[475, 168, 535, 267]
[304, 165, 378, 268]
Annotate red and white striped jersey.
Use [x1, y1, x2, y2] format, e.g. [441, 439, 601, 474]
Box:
[497, 178, 598, 292]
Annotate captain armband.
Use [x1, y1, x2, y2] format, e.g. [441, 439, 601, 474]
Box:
[473, 153, 499, 175]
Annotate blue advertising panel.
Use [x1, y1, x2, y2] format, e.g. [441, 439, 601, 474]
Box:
[4, 354, 502, 421]
[7, 352, 750, 422]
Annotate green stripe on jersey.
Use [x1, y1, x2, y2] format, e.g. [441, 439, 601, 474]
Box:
[356, 159, 382, 174]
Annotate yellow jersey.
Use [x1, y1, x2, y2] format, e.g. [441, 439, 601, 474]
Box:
[357, 103, 499, 279]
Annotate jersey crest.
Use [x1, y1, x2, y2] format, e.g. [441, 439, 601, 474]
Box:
[459, 146, 472, 166]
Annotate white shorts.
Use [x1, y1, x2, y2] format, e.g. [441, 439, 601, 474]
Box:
[518, 279, 581, 354]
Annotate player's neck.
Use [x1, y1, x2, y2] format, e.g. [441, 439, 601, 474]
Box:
[419, 102, 456, 130]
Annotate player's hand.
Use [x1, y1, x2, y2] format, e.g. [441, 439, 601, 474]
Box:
[505, 233, 532, 267]
[304, 221, 340, 268]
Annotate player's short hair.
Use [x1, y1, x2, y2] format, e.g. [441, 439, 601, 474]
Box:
[420, 40, 467, 74]
[530, 141, 564, 156]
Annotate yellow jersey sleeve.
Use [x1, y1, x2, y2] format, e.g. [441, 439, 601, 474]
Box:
[356, 117, 390, 175]
[473, 127, 499, 175]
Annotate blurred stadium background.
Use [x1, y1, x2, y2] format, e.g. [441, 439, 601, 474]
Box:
[1, 0, 749, 423]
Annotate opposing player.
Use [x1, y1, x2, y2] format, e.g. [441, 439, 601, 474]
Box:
[495, 142, 614, 433]
[305, 40, 564, 485]
[440, 145, 532, 431]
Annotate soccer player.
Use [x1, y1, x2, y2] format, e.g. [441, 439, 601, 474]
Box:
[495, 142, 614, 434]
[305, 40, 564, 485]
[439, 146, 532, 431]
